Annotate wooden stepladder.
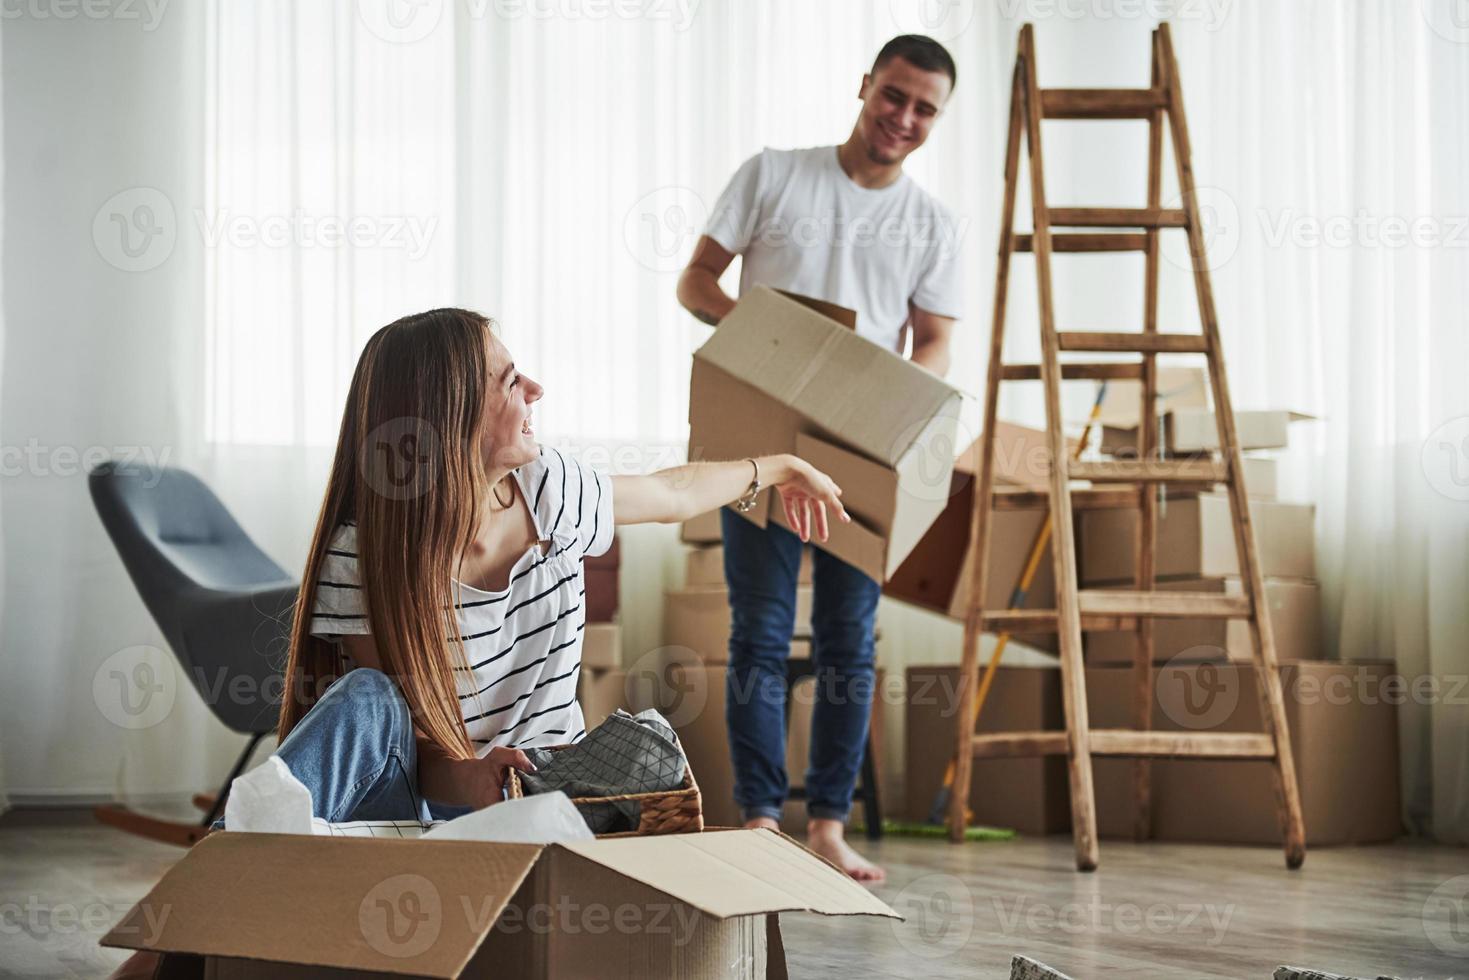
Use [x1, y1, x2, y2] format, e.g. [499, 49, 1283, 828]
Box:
[948, 23, 1306, 871]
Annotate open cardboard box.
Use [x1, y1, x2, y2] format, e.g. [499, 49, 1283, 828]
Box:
[688, 286, 962, 583]
[103, 829, 896, 979]
[1103, 407, 1316, 455]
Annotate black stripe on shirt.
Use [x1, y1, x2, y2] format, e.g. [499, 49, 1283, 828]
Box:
[550, 447, 567, 538]
[462, 665, 579, 724]
[584, 471, 602, 556]
[454, 570, 580, 644]
[460, 632, 581, 699]
[461, 613, 581, 677]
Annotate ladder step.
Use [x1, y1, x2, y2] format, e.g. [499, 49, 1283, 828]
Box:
[1014, 233, 1147, 252]
[1057, 332, 1209, 354]
[970, 730, 1276, 760]
[1047, 207, 1187, 228]
[979, 609, 1139, 632]
[1069, 459, 1228, 483]
[992, 485, 1141, 511]
[1041, 88, 1167, 119]
[1078, 590, 1251, 619]
[1000, 362, 1143, 381]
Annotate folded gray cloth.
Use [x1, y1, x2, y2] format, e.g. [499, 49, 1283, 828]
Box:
[520, 709, 687, 833]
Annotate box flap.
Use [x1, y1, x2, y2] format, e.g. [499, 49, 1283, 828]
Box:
[694, 286, 960, 466]
[101, 833, 545, 979]
[775, 288, 856, 330]
[559, 829, 897, 921]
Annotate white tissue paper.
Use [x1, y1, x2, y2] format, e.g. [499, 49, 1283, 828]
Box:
[223, 755, 593, 843]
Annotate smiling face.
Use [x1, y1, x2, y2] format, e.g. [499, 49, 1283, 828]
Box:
[855, 56, 952, 166]
[481, 333, 543, 474]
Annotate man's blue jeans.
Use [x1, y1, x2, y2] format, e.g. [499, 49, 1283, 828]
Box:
[221, 668, 469, 827]
[721, 507, 879, 824]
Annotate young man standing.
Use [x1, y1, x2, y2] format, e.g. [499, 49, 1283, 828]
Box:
[677, 35, 963, 881]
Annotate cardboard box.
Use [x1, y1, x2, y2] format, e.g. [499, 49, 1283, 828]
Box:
[1084, 577, 1321, 664]
[1095, 366, 1209, 429]
[584, 535, 620, 622]
[906, 662, 1401, 846]
[954, 420, 1079, 492]
[1103, 408, 1315, 455]
[581, 622, 622, 672]
[663, 659, 882, 830]
[102, 829, 895, 979]
[688, 286, 962, 582]
[1080, 492, 1315, 583]
[684, 546, 813, 588]
[577, 667, 631, 728]
[664, 586, 814, 663]
[682, 508, 723, 544]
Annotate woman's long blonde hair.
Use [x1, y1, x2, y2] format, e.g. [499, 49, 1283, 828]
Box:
[277, 308, 495, 760]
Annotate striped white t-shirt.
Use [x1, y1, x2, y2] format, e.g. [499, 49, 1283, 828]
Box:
[308, 446, 615, 754]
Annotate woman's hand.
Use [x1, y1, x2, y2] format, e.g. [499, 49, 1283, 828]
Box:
[463, 745, 536, 809]
[771, 453, 849, 543]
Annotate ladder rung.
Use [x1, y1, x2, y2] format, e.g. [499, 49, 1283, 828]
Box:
[1047, 207, 1187, 228]
[971, 730, 1276, 760]
[979, 609, 1139, 632]
[1069, 459, 1228, 483]
[1057, 332, 1209, 354]
[1078, 590, 1251, 619]
[1014, 233, 1147, 252]
[1000, 362, 1143, 381]
[1041, 88, 1167, 119]
[1089, 731, 1277, 759]
[992, 485, 1141, 511]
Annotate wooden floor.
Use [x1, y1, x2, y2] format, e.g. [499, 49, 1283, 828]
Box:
[0, 808, 1460, 979]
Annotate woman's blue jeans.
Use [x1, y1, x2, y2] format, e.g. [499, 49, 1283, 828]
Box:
[221, 667, 469, 827]
[720, 507, 879, 824]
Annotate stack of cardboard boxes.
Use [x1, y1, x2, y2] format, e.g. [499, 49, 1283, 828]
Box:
[578, 535, 631, 727]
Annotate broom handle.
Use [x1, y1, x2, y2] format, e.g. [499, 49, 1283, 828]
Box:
[942, 384, 1108, 816]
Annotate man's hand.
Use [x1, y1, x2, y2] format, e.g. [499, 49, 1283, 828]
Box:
[677, 236, 738, 325]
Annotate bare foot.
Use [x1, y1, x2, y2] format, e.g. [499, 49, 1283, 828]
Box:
[806, 817, 885, 882]
[743, 816, 779, 831]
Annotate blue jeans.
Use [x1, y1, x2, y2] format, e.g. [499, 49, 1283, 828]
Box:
[219, 668, 468, 828]
[721, 507, 879, 824]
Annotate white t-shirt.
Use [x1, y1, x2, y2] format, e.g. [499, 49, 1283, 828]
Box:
[703, 145, 965, 352]
[309, 446, 615, 754]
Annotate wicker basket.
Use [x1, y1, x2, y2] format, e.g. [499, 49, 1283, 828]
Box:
[505, 744, 704, 836]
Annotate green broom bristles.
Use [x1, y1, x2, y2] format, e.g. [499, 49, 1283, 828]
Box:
[850, 819, 1016, 841]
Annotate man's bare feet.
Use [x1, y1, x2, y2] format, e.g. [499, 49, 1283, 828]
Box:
[806, 817, 885, 882]
[743, 815, 779, 831]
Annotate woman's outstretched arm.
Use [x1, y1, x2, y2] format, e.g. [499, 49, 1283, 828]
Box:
[611, 453, 848, 543]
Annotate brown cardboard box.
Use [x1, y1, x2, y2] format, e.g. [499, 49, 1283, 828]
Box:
[903, 666, 1070, 834]
[1103, 408, 1315, 455]
[685, 545, 813, 588]
[681, 508, 723, 544]
[581, 622, 622, 672]
[577, 667, 630, 728]
[1080, 492, 1315, 583]
[688, 285, 963, 582]
[1095, 366, 1209, 428]
[1084, 577, 1321, 664]
[953, 420, 1079, 492]
[664, 586, 814, 663]
[102, 829, 895, 979]
[584, 535, 619, 622]
[656, 656, 882, 830]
